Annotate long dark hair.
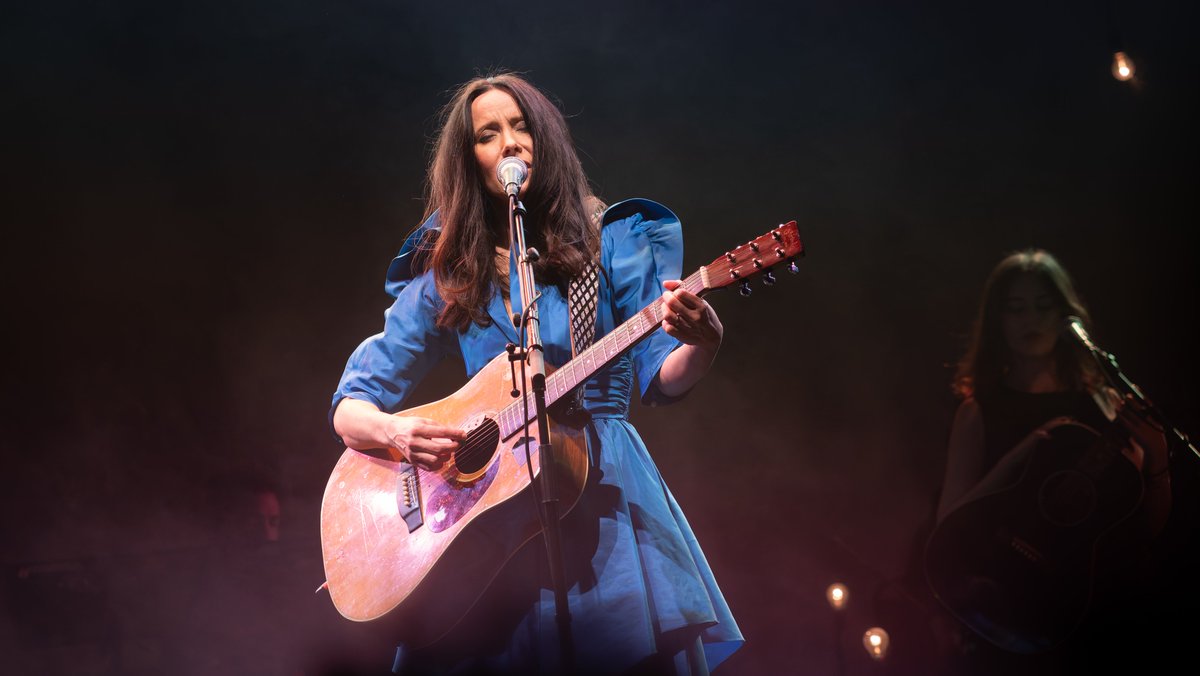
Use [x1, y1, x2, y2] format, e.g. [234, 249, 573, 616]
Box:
[420, 72, 598, 331]
[953, 249, 1101, 399]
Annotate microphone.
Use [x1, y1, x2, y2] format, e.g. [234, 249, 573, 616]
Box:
[496, 157, 528, 196]
[1062, 315, 1101, 354]
[1063, 315, 1159, 414]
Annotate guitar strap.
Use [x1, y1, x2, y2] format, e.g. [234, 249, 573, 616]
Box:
[567, 262, 601, 357]
[563, 198, 607, 420]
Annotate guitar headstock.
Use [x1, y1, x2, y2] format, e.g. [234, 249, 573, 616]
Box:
[702, 221, 804, 295]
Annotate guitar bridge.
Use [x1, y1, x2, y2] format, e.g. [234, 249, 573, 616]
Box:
[1009, 536, 1043, 564]
[397, 464, 424, 533]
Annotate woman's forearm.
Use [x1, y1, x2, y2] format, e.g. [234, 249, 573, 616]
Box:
[656, 342, 719, 397]
[333, 397, 393, 451]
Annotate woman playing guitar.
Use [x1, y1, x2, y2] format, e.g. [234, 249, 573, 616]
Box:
[328, 73, 742, 675]
[929, 249, 1171, 672]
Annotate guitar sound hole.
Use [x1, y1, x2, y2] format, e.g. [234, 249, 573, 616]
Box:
[454, 418, 500, 475]
[1038, 470, 1097, 527]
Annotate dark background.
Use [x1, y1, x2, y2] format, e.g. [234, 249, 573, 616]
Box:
[3, 1, 1198, 674]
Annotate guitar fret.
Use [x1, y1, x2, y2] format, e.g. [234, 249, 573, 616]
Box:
[517, 395, 530, 428]
[500, 406, 512, 437]
[570, 360, 583, 389]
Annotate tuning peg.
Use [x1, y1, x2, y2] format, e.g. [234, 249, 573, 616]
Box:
[738, 281, 752, 297]
[762, 271, 776, 286]
[788, 258, 800, 274]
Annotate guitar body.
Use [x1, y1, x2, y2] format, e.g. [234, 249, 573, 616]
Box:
[924, 419, 1143, 654]
[320, 352, 589, 647]
[318, 220, 804, 647]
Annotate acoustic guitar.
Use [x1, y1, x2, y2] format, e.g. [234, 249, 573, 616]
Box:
[320, 222, 804, 646]
[924, 418, 1144, 654]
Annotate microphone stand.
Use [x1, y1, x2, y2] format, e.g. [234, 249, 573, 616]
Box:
[506, 191, 575, 674]
[1083, 337, 1199, 466]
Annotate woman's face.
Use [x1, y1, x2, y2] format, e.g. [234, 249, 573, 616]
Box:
[1001, 271, 1062, 359]
[471, 88, 533, 205]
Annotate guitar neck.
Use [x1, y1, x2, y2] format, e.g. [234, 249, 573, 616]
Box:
[492, 218, 803, 439]
[495, 269, 707, 439]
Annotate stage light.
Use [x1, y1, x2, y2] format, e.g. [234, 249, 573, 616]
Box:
[1112, 51, 1135, 81]
[862, 627, 889, 661]
[825, 583, 848, 611]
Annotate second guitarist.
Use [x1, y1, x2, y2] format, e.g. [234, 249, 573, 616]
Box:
[929, 249, 1171, 672]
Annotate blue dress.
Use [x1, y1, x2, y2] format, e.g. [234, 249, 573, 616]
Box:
[332, 199, 743, 675]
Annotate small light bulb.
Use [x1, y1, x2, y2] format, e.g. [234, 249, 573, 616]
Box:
[862, 627, 890, 661]
[1112, 51, 1135, 81]
[825, 583, 848, 611]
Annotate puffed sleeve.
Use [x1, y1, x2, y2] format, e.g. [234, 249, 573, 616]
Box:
[328, 271, 454, 437]
[602, 198, 687, 406]
[384, 211, 440, 299]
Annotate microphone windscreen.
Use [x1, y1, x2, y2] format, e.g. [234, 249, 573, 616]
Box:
[496, 157, 527, 189]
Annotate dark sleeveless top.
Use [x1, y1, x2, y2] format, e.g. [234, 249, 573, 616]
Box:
[975, 386, 1114, 472]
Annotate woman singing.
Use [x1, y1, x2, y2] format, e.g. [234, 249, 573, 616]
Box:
[329, 73, 742, 675]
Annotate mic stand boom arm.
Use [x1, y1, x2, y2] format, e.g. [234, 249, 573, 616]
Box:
[1087, 341, 1199, 466]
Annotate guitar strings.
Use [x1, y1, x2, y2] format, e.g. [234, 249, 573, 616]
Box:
[405, 322, 660, 490]
[403, 274, 708, 492]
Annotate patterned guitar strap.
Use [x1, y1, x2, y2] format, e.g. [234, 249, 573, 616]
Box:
[563, 198, 608, 423]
